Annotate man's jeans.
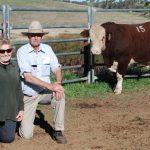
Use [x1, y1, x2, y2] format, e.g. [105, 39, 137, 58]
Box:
[0, 120, 16, 143]
[19, 93, 65, 139]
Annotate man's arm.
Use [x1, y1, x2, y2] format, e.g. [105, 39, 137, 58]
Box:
[53, 67, 62, 84]
[24, 72, 65, 100]
[24, 72, 64, 93]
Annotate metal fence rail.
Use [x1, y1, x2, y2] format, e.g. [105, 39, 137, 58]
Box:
[2, 5, 150, 84]
[2, 5, 7, 39]
[10, 7, 88, 12]
[14, 37, 88, 45]
[11, 25, 88, 30]
[2, 5, 92, 84]
[62, 76, 89, 84]
[96, 8, 150, 12]
[0, 7, 3, 32]
[8, 6, 91, 36]
[90, 8, 150, 83]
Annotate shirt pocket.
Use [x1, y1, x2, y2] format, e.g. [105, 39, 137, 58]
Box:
[41, 64, 50, 76]
[31, 65, 37, 76]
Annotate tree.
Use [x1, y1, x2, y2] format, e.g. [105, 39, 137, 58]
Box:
[85, 0, 101, 6]
[85, 0, 146, 8]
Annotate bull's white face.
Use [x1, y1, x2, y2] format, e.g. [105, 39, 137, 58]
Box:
[90, 24, 106, 55]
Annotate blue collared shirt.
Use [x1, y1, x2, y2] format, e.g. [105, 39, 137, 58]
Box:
[17, 43, 61, 96]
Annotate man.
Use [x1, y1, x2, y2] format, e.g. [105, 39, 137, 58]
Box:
[17, 20, 67, 144]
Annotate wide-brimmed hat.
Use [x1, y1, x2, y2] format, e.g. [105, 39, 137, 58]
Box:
[22, 20, 49, 35]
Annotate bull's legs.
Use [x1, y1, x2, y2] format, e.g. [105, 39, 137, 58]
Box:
[108, 61, 118, 73]
[114, 72, 123, 95]
[114, 60, 129, 95]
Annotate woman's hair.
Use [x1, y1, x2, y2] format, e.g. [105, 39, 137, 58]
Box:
[0, 39, 12, 48]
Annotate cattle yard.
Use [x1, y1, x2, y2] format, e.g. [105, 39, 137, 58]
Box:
[2, 6, 150, 86]
[1, 4, 150, 150]
[1, 87, 150, 150]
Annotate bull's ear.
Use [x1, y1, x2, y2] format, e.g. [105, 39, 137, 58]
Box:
[80, 29, 89, 37]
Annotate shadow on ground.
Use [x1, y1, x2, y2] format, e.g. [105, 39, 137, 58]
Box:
[34, 110, 54, 139]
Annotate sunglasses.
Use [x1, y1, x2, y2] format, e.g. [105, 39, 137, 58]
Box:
[29, 33, 44, 37]
[0, 48, 12, 54]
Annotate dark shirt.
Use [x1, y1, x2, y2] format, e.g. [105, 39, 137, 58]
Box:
[0, 60, 24, 122]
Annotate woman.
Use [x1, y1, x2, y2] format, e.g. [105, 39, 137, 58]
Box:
[0, 40, 24, 143]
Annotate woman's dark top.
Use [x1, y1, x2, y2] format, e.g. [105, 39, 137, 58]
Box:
[0, 60, 24, 122]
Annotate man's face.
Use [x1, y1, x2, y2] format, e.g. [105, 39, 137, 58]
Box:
[28, 33, 44, 48]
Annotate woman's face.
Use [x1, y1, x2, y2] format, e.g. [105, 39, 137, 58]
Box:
[0, 44, 12, 64]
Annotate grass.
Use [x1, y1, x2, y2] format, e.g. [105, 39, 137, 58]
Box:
[64, 77, 150, 100]
[123, 77, 150, 90]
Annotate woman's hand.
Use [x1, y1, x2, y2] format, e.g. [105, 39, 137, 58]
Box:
[16, 110, 24, 121]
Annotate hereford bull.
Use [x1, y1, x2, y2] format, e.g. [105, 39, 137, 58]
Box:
[81, 22, 150, 95]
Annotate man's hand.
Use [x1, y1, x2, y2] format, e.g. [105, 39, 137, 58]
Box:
[48, 83, 65, 100]
[24, 72, 65, 100]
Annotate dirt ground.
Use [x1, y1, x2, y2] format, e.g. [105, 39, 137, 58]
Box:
[1, 88, 150, 150]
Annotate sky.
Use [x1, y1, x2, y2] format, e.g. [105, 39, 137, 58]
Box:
[71, 0, 121, 2]
[70, 0, 85, 2]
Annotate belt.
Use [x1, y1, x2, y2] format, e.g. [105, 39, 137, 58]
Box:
[24, 94, 32, 97]
[24, 90, 51, 97]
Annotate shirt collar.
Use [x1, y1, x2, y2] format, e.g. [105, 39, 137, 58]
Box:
[27, 43, 45, 53]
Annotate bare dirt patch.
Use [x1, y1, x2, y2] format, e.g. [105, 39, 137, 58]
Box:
[1, 88, 150, 150]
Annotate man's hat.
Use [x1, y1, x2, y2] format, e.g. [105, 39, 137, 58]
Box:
[22, 20, 49, 35]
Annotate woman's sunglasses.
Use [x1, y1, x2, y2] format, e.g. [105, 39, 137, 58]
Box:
[0, 48, 12, 54]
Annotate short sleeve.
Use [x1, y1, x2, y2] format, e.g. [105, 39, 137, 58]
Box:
[17, 46, 31, 78]
[46, 45, 61, 72]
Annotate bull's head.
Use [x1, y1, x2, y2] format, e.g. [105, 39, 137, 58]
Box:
[80, 24, 106, 55]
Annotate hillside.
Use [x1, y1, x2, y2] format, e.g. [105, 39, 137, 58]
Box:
[0, 0, 150, 41]
[0, 0, 86, 9]
[1, 0, 149, 26]
[0, 0, 88, 25]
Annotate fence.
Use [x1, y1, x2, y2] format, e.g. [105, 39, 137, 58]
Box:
[91, 8, 150, 82]
[0, 7, 2, 36]
[1, 5, 150, 84]
[1, 5, 95, 84]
